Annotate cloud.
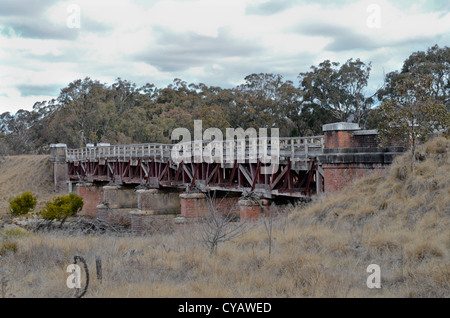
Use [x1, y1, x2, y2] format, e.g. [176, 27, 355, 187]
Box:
[0, 20, 80, 40]
[289, 0, 450, 53]
[292, 22, 377, 52]
[135, 27, 265, 73]
[16, 84, 62, 97]
[245, 0, 358, 16]
[245, 0, 297, 16]
[0, 0, 112, 40]
[0, 0, 78, 40]
[1, 0, 449, 114]
[0, 0, 59, 16]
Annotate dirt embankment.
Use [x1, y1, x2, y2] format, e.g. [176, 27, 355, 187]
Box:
[0, 155, 57, 214]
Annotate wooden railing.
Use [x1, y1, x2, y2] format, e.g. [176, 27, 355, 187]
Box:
[66, 136, 324, 164]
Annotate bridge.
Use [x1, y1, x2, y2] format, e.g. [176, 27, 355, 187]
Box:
[50, 122, 404, 233]
[65, 135, 325, 198]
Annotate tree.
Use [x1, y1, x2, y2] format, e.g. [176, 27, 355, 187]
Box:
[378, 45, 450, 109]
[198, 192, 247, 255]
[39, 193, 84, 227]
[0, 45, 445, 156]
[56, 77, 108, 147]
[377, 74, 450, 172]
[401, 45, 450, 108]
[272, 77, 304, 136]
[233, 73, 303, 136]
[8, 191, 37, 217]
[0, 110, 40, 154]
[262, 202, 278, 259]
[299, 58, 374, 124]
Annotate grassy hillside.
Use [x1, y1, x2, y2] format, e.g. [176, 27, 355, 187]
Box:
[0, 155, 55, 215]
[0, 155, 56, 214]
[0, 137, 448, 298]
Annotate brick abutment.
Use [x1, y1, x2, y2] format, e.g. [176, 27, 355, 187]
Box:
[319, 122, 404, 193]
[76, 186, 279, 234]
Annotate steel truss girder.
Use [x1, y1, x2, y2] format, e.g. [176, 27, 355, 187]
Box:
[67, 157, 321, 196]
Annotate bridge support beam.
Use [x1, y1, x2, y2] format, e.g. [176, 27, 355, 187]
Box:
[76, 183, 104, 218]
[49, 143, 68, 193]
[238, 199, 271, 221]
[180, 193, 208, 218]
[103, 185, 137, 209]
[97, 185, 138, 226]
[136, 189, 181, 215]
[128, 189, 183, 235]
[214, 196, 240, 218]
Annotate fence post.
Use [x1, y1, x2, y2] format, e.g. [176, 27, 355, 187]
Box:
[95, 255, 102, 283]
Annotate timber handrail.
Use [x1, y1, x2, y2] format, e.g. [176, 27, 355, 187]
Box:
[66, 136, 324, 163]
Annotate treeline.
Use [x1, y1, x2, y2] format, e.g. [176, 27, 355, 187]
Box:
[0, 44, 449, 155]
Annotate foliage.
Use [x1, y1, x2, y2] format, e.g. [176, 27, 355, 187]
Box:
[0, 44, 448, 154]
[0, 241, 18, 255]
[377, 74, 450, 171]
[8, 191, 37, 217]
[39, 193, 83, 223]
[378, 44, 450, 109]
[377, 45, 450, 171]
[0, 227, 28, 240]
[299, 58, 374, 124]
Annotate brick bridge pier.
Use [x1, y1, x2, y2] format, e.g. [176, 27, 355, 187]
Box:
[49, 122, 404, 235]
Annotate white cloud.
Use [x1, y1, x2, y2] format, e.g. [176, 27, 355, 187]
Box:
[148, 0, 246, 37]
[0, 0, 449, 114]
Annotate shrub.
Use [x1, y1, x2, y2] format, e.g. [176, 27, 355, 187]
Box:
[8, 191, 37, 217]
[40, 193, 83, 224]
[0, 227, 28, 240]
[0, 241, 18, 255]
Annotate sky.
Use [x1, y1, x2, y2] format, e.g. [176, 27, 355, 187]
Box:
[0, 0, 449, 114]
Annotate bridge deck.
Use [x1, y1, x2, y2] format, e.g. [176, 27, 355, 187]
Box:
[66, 136, 325, 198]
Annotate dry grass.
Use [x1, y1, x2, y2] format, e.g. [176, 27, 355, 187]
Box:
[0, 155, 57, 214]
[0, 138, 449, 298]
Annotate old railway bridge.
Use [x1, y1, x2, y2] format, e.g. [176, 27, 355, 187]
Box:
[50, 122, 404, 234]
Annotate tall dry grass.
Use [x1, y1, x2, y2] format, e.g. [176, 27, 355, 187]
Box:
[0, 155, 56, 214]
[0, 138, 449, 297]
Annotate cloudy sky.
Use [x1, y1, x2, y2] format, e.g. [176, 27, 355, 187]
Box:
[0, 0, 449, 114]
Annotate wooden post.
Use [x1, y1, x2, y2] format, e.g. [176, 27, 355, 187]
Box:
[291, 139, 295, 163]
[96, 255, 102, 283]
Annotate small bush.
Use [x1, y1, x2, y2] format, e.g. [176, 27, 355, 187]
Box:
[0, 227, 28, 240]
[40, 193, 83, 223]
[0, 241, 18, 255]
[8, 191, 37, 217]
[425, 137, 449, 154]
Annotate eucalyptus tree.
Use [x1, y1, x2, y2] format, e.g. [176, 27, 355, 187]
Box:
[299, 58, 374, 125]
[377, 74, 450, 172]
